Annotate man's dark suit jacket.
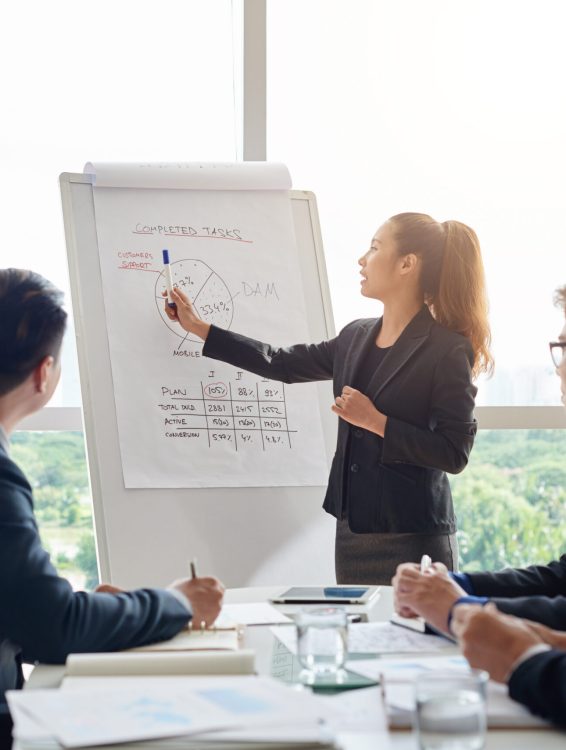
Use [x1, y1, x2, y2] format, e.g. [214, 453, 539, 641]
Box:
[0, 444, 190, 721]
[203, 306, 477, 534]
[467, 555, 566, 629]
[509, 649, 566, 727]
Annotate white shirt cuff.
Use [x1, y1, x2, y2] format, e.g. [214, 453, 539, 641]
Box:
[506, 643, 552, 681]
[167, 587, 193, 616]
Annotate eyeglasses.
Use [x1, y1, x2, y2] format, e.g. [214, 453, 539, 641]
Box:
[549, 341, 566, 368]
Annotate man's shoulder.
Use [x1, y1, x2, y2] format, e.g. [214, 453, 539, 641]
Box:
[0, 448, 34, 519]
[0, 448, 31, 487]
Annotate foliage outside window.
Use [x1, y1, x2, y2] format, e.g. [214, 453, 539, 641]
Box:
[7, 429, 566, 592]
[10, 432, 99, 590]
[453, 430, 566, 570]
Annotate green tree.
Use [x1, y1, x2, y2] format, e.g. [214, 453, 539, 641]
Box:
[453, 464, 563, 571]
[75, 533, 99, 591]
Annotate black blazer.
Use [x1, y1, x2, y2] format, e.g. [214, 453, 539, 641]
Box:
[203, 306, 477, 534]
[0, 445, 190, 712]
[509, 649, 566, 727]
[467, 555, 566, 630]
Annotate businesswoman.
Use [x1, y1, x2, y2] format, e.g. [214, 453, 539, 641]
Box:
[164, 213, 492, 584]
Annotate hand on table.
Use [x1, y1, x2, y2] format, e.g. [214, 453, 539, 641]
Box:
[452, 603, 545, 683]
[522, 619, 566, 650]
[95, 583, 124, 594]
[392, 562, 467, 633]
[169, 575, 225, 628]
[331, 385, 387, 437]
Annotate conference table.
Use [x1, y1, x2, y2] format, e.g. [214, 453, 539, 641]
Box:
[24, 585, 566, 749]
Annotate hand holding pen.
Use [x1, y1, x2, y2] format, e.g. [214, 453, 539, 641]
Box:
[420, 554, 432, 575]
[392, 558, 468, 635]
[170, 559, 225, 629]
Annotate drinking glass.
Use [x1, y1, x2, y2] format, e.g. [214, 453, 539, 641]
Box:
[296, 607, 348, 678]
[414, 669, 488, 750]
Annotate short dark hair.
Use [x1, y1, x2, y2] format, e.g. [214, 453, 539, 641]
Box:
[554, 285, 566, 317]
[0, 269, 67, 396]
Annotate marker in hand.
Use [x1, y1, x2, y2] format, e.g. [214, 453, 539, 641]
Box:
[162, 249, 176, 309]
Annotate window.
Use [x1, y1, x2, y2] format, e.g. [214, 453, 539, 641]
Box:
[267, 0, 566, 569]
[4, 0, 238, 588]
[1, 0, 237, 408]
[10, 432, 98, 589]
[267, 0, 566, 406]
[453, 429, 566, 569]
[5, 2, 565, 588]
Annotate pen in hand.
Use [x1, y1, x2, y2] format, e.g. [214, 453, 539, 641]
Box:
[188, 559, 207, 632]
[420, 554, 432, 574]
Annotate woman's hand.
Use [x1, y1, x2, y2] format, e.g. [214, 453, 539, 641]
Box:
[163, 287, 211, 341]
[331, 385, 387, 436]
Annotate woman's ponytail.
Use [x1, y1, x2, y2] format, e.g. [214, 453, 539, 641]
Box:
[389, 213, 493, 378]
[435, 220, 493, 377]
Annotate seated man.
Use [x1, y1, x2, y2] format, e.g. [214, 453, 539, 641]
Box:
[0, 269, 224, 743]
[392, 284, 566, 635]
[452, 603, 566, 727]
[391, 284, 566, 726]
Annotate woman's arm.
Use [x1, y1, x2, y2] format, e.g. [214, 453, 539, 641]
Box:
[165, 286, 337, 384]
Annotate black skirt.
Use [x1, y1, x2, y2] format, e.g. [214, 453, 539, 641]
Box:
[335, 518, 458, 585]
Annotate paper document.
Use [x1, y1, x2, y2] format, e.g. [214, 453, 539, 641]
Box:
[271, 621, 454, 655]
[88, 162, 329, 489]
[129, 627, 239, 651]
[324, 687, 390, 736]
[7, 675, 334, 748]
[348, 654, 469, 682]
[217, 602, 292, 627]
[384, 678, 550, 729]
[350, 655, 549, 729]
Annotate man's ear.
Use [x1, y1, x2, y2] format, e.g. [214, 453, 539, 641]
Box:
[33, 355, 54, 394]
[399, 253, 419, 275]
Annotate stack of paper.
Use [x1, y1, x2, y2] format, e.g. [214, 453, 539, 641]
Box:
[65, 650, 255, 677]
[129, 628, 240, 652]
[62, 627, 254, 679]
[347, 655, 550, 729]
[8, 676, 339, 749]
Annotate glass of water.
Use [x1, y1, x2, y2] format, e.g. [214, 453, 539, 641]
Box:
[296, 607, 348, 680]
[414, 669, 488, 750]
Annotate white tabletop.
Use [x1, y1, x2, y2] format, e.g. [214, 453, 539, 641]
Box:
[23, 586, 566, 749]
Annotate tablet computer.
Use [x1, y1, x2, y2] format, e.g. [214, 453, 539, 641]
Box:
[270, 585, 380, 604]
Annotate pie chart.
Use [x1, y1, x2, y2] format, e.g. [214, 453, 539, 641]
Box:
[155, 258, 234, 341]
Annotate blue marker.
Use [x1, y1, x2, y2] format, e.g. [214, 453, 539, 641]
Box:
[162, 249, 176, 309]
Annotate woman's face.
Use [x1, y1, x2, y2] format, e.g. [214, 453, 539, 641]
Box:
[358, 222, 400, 301]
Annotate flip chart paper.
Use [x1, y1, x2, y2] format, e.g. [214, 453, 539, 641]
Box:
[88, 163, 328, 488]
